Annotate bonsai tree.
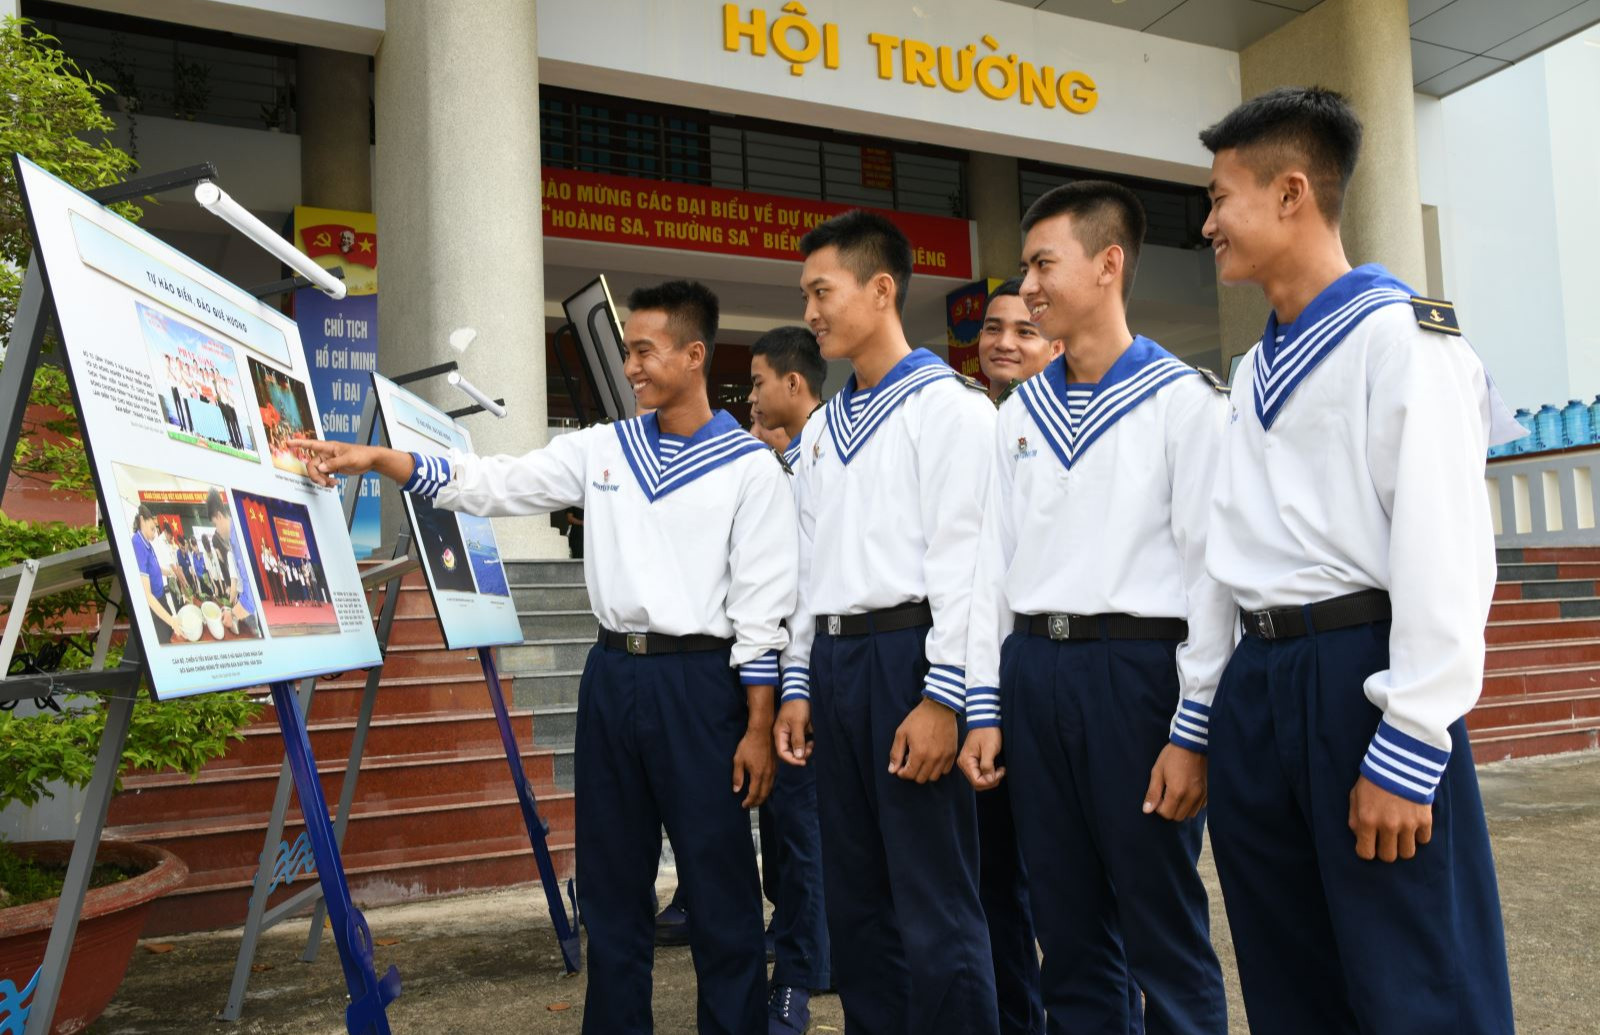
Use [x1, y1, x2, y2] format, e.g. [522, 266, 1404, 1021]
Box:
[0, 17, 259, 898]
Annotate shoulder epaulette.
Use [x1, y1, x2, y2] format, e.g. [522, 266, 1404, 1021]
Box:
[1193, 366, 1229, 394]
[771, 447, 793, 475]
[1410, 296, 1461, 336]
[956, 372, 989, 394]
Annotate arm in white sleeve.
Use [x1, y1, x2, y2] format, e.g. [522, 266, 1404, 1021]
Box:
[915, 387, 998, 713]
[1164, 379, 1235, 753]
[963, 407, 1019, 730]
[726, 455, 798, 680]
[1360, 334, 1497, 804]
[411, 428, 590, 516]
[778, 447, 817, 702]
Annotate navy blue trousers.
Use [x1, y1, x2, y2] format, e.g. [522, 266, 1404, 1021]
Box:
[1208, 620, 1514, 1035]
[812, 625, 1000, 1035]
[976, 782, 1046, 1035]
[1001, 633, 1227, 1035]
[575, 643, 766, 1035]
[759, 742, 832, 989]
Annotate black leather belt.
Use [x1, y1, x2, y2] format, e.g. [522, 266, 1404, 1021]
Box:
[1015, 613, 1189, 641]
[597, 628, 734, 655]
[816, 600, 932, 638]
[1240, 589, 1391, 640]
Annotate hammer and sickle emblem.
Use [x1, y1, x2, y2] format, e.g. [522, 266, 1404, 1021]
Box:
[314, 231, 332, 247]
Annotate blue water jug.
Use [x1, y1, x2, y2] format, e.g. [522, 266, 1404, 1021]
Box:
[1562, 399, 1593, 447]
[1534, 404, 1564, 452]
[1512, 408, 1536, 455]
[1590, 396, 1600, 445]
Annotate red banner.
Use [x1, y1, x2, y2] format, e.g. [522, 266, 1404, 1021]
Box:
[273, 517, 310, 559]
[298, 224, 378, 268]
[541, 168, 972, 279]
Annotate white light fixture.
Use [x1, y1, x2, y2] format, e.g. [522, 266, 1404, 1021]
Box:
[193, 182, 348, 300]
[447, 370, 507, 418]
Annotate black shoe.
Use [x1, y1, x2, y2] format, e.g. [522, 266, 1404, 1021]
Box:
[654, 902, 690, 946]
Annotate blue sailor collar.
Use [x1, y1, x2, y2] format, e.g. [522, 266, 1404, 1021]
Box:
[1016, 336, 1193, 471]
[1254, 263, 1413, 429]
[615, 409, 767, 502]
[824, 348, 956, 465]
[783, 437, 803, 469]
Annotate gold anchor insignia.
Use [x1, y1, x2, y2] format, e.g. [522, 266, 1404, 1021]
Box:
[1429, 308, 1444, 323]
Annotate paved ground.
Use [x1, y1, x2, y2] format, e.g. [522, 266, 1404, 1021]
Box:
[89, 749, 1600, 1034]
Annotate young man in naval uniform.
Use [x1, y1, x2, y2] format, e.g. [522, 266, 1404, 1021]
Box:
[976, 277, 1062, 407]
[773, 210, 1001, 1034]
[747, 325, 832, 1034]
[1198, 87, 1517, 1035]
[291, 280, 796, 1035]
[958, 182, 1231, 1035]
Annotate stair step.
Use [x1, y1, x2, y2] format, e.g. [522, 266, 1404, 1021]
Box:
[500, 639, 597, 674]
[1482, 661, 1600, 699]
[142, 834, 576, 935]
[1466, 688, 1600, 733]
[512, 584, 592, 612]
[224, 709, 536, 769]
[1486, 617, 1600, 645]
[1500, 579, 1600, 602]
[1485, 637, 1600, 671]
[108, 746, 558, 826]
[1498, 562, 1600, 582]
[1490, 598, 1600, 621]
[517, 610, 600, 640]
[505, 560, 586, 586]
[256, 675, 506, 723]
[512, 670, 583, 711]
[529, 706, 578, 752]
[1469, 722, 1600, 764]
[1498, 547, 1600, 564]
[108, 787, 575, 877]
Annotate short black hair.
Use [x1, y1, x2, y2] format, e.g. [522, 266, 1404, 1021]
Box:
[988, 277, 1024, 301]
[799, 210, 913, 316]
[1020, 181, 1147, 302]
[626, 280, 720, 365]
[1198, 86, 1362, 223]
[136, 503, 155, 525]
[750, 326, 826, 396]
[205, 488, 229, 521]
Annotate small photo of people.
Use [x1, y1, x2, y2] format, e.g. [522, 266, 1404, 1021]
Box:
[111, 464, 264, 648]
[233, 489, 340, 636]
[135, 302, 259, 463]
[248, 356, 320, 478]
[410, 495, 479, 593]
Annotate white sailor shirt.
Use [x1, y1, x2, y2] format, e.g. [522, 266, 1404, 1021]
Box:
[1206, 263, 1509, 804]
[778, 348, 996, 713]
[403, 410, 797, 684]
[964, 338, 1233, 744]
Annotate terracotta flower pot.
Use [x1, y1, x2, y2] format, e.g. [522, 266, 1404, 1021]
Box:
[0, 840, 188, 1035]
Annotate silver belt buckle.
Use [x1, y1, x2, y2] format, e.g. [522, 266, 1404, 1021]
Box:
[826, 615, 842, 636]
[626, 633, 647, 654]
[1047, 614, 1070, 640]
[1255, 611, 1276, 639]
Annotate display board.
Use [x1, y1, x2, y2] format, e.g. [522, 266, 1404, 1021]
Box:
[369, 373, 523, 650]
[13, 156, 382, 699]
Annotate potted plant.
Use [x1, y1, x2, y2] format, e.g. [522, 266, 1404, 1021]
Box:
[168, 54, 211, 121]
[0, 19, 261, 1032]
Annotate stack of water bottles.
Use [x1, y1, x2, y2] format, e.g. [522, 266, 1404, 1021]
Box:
[1491, 396, 1600, 458]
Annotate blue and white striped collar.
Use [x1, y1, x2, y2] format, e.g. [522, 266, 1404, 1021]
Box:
[1017, 336, 1194, 471]
[615, 410, 766, 502]
[783, 436, 803, 469]
[824, 348, 956, 465]
[1253, 263, 1413, 429]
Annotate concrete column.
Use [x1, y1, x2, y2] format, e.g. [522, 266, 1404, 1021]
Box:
[1217, 0, 1427, 369]
[298, 46, 372, 211]
[968, 152, 1021, 282]
[375, 0, 563, 557]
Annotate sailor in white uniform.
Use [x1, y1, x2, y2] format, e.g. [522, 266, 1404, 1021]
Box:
[1198, 87, 1517, 1035]
[292, 280, 796, 1035]
[773, 211, 1001, 1034]
[960, 183, 1230, 1035]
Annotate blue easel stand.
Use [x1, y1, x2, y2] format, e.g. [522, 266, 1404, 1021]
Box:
[477, 646, 582, 973]
[269, 680, 402, 1034]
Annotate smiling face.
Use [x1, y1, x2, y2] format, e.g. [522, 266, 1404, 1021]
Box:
[1019, 213, 1114, 344]
[622, 308, 704, 412]
[801, 245, 894, 363]
[978, 293, 1061, 386]
[1203, 147, 1296, 287]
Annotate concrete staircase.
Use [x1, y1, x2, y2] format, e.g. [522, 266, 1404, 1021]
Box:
[106, 561, 586, 935]
[1470, 546, 1600, 761]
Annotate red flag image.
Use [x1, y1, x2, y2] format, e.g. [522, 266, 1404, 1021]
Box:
[299, 224, 378, 268]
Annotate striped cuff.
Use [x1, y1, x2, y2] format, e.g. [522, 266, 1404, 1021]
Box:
[739, 651, 780, 686]
[1360, 720, 1450, 804]
[965, 686, 1000, 730]
[1169, 699, 1212, 753]
[780, 667, 811, 702]
[401, 453, 451, 499]
[922, 664, 966, 713]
